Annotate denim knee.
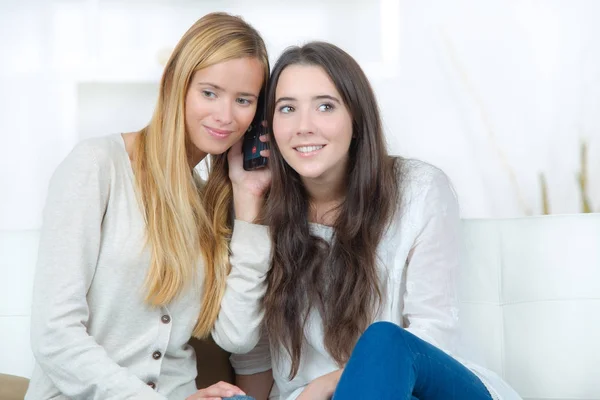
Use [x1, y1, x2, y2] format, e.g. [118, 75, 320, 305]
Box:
[362, 321, 403, 340]
[357, 321, 407, 350]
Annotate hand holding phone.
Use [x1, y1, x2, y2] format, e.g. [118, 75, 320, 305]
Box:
[242, 121, 269, 171]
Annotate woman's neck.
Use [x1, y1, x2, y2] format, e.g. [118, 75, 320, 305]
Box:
[303, 170, 347, 226]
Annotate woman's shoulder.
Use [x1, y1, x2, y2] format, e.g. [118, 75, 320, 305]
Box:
[68, 134, 127, 166]
[395, 158, 454, 198]
[390, 157, 458, 225]
[50, 134, 130, 191]
[56, 134, 130, 179]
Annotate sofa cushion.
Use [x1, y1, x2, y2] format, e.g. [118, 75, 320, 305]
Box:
[459, 214, 600, 399]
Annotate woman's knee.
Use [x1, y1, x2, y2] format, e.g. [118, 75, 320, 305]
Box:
[347, 322, 414, 373]
[356, 321, 407, 350]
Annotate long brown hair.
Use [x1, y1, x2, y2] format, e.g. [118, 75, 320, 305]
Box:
[263, 42, 402, 377]
[132, 12, 269, 337]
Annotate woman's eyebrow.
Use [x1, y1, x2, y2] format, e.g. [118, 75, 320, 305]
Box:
[197, 82, 223, 90]
[313, 94, 341, 104]
[275, 96, 296, 105]
[198, 82, 258, 98]
[275, 94, 341, 105]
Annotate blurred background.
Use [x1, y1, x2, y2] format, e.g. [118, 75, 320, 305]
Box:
[1, 0, 599, 232]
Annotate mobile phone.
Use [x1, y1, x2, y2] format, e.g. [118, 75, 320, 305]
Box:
[242, 101, 268, 170]
[242, 124, 268, 171]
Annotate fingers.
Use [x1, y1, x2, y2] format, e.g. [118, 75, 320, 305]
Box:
[187, 380, 246, 399]
[215, 381, 245, 394]
[189, 397, 220, 400]
[259, 149, 270, 158]
[259, 134, 271, 158]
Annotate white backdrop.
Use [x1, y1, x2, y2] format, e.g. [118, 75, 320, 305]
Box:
[1, 0, 599, 231]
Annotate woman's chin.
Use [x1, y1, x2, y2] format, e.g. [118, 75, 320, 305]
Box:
[189, 132, 240, 157]
[192, 142, 229, 158]
[293, 165, 326, 181]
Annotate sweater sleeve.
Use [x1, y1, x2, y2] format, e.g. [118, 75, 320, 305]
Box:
[229, 330, 272, 375]
[30, 141, 165, 400]
[211, 220, 272, 354]
[401, 166, 461, 354]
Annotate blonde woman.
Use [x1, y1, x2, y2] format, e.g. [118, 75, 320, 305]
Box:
[26, 13, 271, 400]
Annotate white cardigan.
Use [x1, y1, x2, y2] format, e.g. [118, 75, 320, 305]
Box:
[230, 160, 521, 400]
[26, 134, 271, 400]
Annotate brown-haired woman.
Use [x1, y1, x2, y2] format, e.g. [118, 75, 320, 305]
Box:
[231, 42, 521, 400]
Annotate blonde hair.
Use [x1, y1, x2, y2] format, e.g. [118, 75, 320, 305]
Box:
[132, 12, 269, 337]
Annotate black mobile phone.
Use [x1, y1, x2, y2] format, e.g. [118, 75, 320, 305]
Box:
[242, 99, 268, 171]
[242, 124, 268, 171]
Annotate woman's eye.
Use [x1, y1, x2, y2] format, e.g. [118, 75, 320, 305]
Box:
[202, 90, 216, 98]
[236, 98, 252, 105]
[318, 103, 334, 112]
[279, 105, 294, 113]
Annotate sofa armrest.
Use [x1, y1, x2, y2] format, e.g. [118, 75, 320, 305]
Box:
[0, 373, 29, 400]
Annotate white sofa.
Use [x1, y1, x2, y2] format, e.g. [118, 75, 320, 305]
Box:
[1, 214, 599, 400]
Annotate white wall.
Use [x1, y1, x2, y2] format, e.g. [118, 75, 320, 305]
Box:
[1, 0, 599, 377]
[1, 0, 599, 230]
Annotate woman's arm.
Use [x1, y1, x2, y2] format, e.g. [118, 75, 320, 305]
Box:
[30, 142, 164, 399]
[211, 219, 271, 353]
[401, 166, 461, 353]
[212, 140, 272, 353]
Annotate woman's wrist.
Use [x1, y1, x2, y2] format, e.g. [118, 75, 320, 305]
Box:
[321, 372, 339, 398]
[232, 186, 264, 223]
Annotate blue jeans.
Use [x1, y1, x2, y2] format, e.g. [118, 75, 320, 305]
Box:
[223, 396, 256, 400]
[333, 322, 493, 400]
